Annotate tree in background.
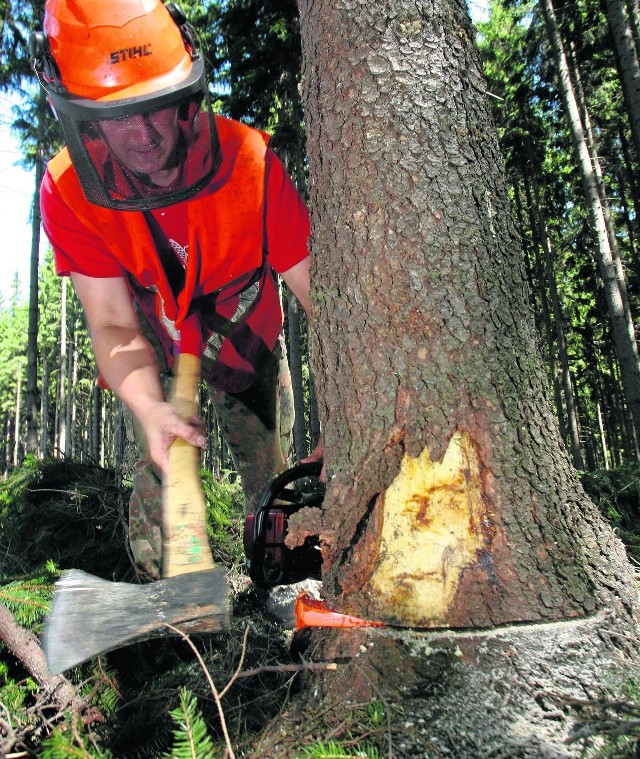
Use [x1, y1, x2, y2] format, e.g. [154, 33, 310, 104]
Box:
[291, 0, 640, 750]
[0, 279, 28, 472]
[1, 0, 64, 460]
[478, 0, 640, 469]
[208, 0, 319, 460]
[207, 0, 305, 174]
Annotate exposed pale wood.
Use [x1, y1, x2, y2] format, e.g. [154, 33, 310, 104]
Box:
[162, 352, 216, 577]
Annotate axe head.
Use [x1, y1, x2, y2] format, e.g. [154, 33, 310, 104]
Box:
[42, 568, 229, 674]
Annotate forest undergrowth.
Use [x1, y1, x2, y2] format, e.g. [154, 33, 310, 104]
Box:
[0, 458, 639, 757]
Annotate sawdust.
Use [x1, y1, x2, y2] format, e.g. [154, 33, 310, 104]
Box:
[247, 609, 640, 758]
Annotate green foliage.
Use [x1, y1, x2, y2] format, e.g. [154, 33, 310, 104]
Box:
[0, 288, 28, 416]
[475, 0, 640, 470]
[164, 688, 216, 759]
[201, 468, 245, 566]
[0, 562, 56, 627]
[580, 464, 640, 562]
[208, 0, 306, 182]
[38, 674, 120, 758]
[0, 459, 132, 580]
[295, 740, 382, 759]
[292, 700, 388, 759]
[83, 661, 122, 718]
[0, 659, 38, 711]
[366, 701, 385, 729]
[40, 714, 114, 758]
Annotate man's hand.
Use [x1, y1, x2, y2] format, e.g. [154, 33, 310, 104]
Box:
[142, 401, 207, 474]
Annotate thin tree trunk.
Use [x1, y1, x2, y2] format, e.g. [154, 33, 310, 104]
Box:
[569, 37, 631, 289]
[58, 278, 68, 459]
[64, 314, 77, 459]
[603, 0, 640, 160]
[91, 381, 101, 463]
[2, 415, 10, 477]
[596, 401, 611, 470]
[40, 352, 49, 457]
[25, 102, 45, 456]
[12, 360, 22, 468]
[100, 389, 107, 467]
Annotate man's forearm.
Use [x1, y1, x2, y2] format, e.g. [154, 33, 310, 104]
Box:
[91, 326, 165, 423]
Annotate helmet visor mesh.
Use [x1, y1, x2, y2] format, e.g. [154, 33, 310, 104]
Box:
[50, 61, 221, 210]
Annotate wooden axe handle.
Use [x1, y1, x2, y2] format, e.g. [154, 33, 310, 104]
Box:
[162, 352, 215, 577]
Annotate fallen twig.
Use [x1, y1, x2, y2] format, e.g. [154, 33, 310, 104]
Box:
[165, 622, 236, 759]
[219, 625, 250, 699]
[233, 660, 339, 679]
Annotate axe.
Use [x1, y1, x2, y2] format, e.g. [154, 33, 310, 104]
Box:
[42, 353, 230, 674]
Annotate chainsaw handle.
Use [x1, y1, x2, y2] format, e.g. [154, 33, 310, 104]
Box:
[261, 461, 323, 503]
[252, 461, 323, 547]
[248, 461, 324, 586]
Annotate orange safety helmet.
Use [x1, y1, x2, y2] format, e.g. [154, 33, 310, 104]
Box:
[31, 0, 221, 210]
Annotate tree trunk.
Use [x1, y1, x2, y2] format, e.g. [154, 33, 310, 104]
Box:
[530, 176, 585, 470]
[604, 0, 640, 160]
[40, 352, 49, 458]
[540, 0, 640, 455]
[2, 415, 9, 477]
[67, 317, 76, 459]
[12, 360, 22, 468]
[91, 380, 102, 463]
[289, 0, 640, 752]
[596, 400, 611, 469]
[58, 277, 68, 459]
[25, 99, 45, 456]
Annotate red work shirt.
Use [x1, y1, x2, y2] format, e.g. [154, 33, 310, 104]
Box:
[41, 143, 310, 393]
[43, 149, 309, 280]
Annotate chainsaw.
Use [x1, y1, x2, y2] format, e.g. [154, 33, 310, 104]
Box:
[243, 461, 324, 588]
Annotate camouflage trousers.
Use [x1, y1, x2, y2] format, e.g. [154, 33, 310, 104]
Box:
[129, 336, 294, 579]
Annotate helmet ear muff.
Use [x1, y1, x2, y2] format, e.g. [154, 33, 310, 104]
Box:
[30, 31, 63, 92]
[165, 2, 199, 58]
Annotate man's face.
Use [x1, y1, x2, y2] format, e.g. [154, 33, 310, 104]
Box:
[98, 105, 181, 186]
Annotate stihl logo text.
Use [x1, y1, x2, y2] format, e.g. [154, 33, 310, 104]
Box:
[110, 44, 153, 64]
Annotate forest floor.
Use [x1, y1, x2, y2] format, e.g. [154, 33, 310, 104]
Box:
[1, 459, 640, 757]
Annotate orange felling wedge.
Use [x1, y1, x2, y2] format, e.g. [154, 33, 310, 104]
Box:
[294, 592, 386, 630]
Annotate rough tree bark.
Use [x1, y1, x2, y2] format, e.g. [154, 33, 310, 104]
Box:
[279, 0, 640, 754]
